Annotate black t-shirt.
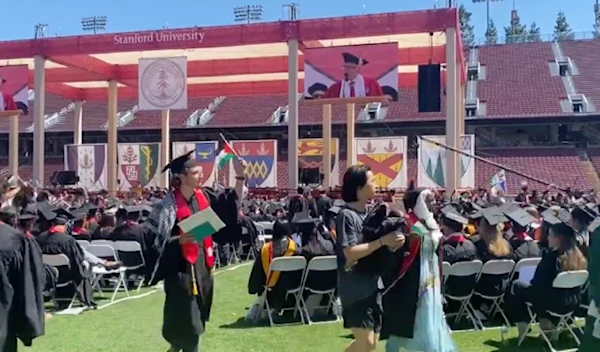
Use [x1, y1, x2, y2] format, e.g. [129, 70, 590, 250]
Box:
[335, 206, 379, 304]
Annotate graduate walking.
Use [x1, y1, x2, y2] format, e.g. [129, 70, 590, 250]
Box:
[146, 150, 247, 352]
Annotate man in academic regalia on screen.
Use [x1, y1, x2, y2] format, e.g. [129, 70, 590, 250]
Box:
[145, 150, 247, 352]
[323, 52, 384, 99]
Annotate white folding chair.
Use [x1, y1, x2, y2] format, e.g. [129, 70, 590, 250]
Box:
[86, 244, 129, 302]
[42, 254, 77, 309]
[239, 226, 258, 261]
[442, 261, 452, 282]
[257, 221, 274, 235]
[114, 241, 146, 291]
[518, 270, 589, 352]
[90, 240, 115, 248]
[213, 242, 221, 268]
[443, 260, 483, 330]
[76, 240, 90, 250]
[299, 256, 339, 324]
[261, 256, 307, 327]
[510, 257, 542, 281]
[472, 259, 515, 327]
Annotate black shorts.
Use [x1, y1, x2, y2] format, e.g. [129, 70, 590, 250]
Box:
[342, 293, 382, 333]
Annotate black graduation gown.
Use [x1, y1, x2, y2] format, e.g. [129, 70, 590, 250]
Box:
[70, 229, 92, 241]
[301, 237, 336, 293]
[505, 231, 542, 263]
[0, 224, 45, 352]
[91, 227, 113, 240]
[443, 233, 480, 298]
[316, 195, 333, 219]
[506, 249, 584, 322]
[149, 197, 214, 351]
[380, 244, 421, 340]
[36, 230, 95, 307]
[247, 238, 303, 311]
[111, 222, 159, 281]
[470, 235, 513, 297]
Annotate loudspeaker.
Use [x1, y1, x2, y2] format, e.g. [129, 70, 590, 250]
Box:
[418, 64, 442, 113]
[54, 171, 79, 185]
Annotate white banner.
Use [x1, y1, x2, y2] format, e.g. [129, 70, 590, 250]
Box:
[138, 57, 188, 111]
[417, 135, 475, 189]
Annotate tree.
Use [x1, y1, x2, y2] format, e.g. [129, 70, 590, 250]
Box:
[594, 3, 600, 38]
[527, 22, 542, 42]
[485, 20, 498, 45]
[459, 4, 475, 47]
[554, 11, 574, 41]
[504, 11, 527, 43]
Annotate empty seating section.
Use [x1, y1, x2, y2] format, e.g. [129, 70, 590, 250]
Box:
[0, 94, 71, 132]
[125, 97, 217, 129]
[560, 40, 600, 107]
[0, 157, 63, 183]
[385, 87, 446, 122]
[587, 148, 600, 174]
[478, 42, 565, 118]
[273, 148, 588, 191]
[207, 95, 288, 127]
[49, 99, 136, 131]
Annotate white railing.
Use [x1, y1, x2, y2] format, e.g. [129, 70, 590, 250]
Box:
[186, 109, 203, 127]
[102, 105, 138, 129]
[26, 102, 76, 132]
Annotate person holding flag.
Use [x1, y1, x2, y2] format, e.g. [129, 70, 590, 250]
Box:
[146, 148, 247, 352]
[489, 170, 507, 197]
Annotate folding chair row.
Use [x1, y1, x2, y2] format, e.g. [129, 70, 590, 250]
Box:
[517, 270, 589, 352]
[261, 255, 340, 327]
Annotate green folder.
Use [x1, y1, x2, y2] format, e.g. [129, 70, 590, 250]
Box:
[178, 207, 226, 242]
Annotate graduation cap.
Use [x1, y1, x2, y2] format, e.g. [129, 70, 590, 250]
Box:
[327, 206, 342, 216]
[342, 52, 368, 66]
[440, 205, 468, 225]
[588, 217, 600, 233]
[71, 211, 87, 222]
[0, 206, 18, 216]
[542, 207, 571, 226]
[53, 208, 75, 222]
[480, 207, 508, 226]
[292, 211, 317, 225]
[501, 205, 536, 227]
[161, 150, 196, 174]
[18, 213, 36, 221]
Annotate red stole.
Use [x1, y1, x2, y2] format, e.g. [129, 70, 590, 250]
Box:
[49, 225, 65, 234]
[513, 231, 532, 241]
[174, 189, 215, 268]
[1, 92, 16, 111]
[71, 227, 85, 235]
[446, 233, 467, 244]
[323, 77, 384, 98]
[399, 212, 422, 278]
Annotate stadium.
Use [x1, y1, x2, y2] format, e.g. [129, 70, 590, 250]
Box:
[3, 5, 600, 352]
[1, 7, 598, 194]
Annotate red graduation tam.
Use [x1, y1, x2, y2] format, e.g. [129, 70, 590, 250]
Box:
[342, 52, 368, 66]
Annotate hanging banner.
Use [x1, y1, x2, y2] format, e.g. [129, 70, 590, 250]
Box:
[298, 138, 340, 187]
[138, 57, 188, 111]
[356, 137, 408, 189]
[417, 135, 475, 189]
[172, 141, 218, 187]
[118, 143, 161, 191]
[228, 140, 277, 188]
[64, 143, 107, 191]
[0, 65, 29, 113]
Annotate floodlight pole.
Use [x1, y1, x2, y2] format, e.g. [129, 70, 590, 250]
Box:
[473, 0, 503, 36]
[81, 16, 107, 34]
[233, 5, 263, 24]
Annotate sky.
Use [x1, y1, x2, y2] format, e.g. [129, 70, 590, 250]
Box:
[0, 0, 596, 41]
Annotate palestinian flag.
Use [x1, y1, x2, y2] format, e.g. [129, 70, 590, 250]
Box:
[216, 143, 236, 169]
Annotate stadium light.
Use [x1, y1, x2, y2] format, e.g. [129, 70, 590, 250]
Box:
[233, 5, 263, 24]
[81, 16, 107, 34]
[472, 0, 504, 36]
[282, 3, 299, 21]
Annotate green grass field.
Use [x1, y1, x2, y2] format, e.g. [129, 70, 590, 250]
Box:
[21, 263, 581, 352]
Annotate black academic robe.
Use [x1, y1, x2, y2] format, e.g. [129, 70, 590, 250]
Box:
[70, 228, 92, 241]
[36, 230, 95, 307]
[247, 237, 303, 311]
[301, 237, 336, 293]
[91, 227, 113, 240]
[470, 235, 514, 297]
[506, 231, 542, 263]
[111, 222, 158, 281]
[316, 195, 333, 219]
[380, 243, 421, 340]
[443, 233, 479, 298]
[149, 195, 214, 351]
[506, 248, 584, 322]
[0, 223, 45, 352]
